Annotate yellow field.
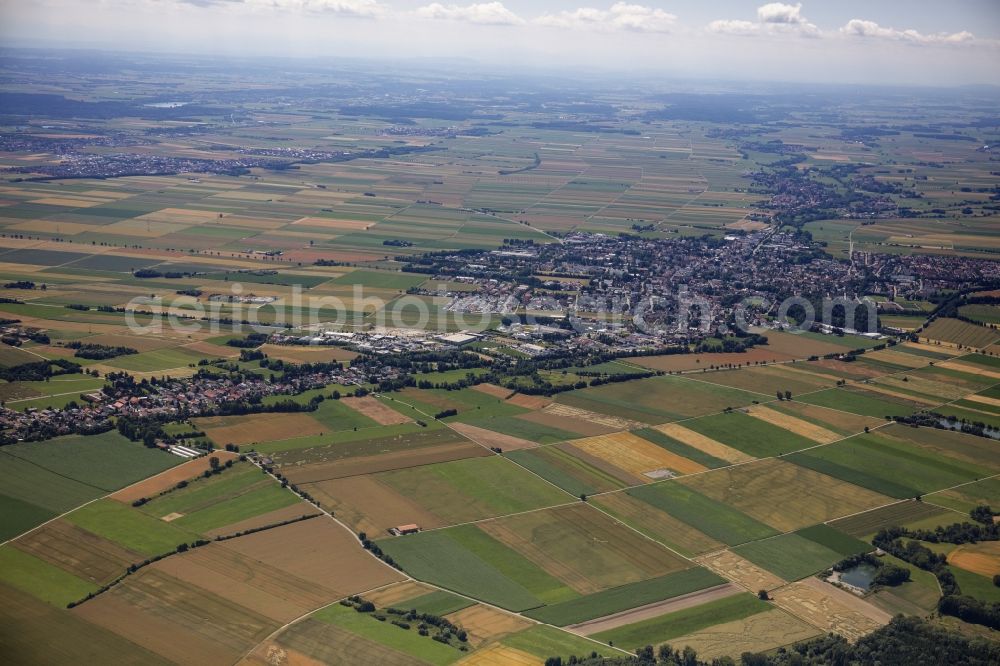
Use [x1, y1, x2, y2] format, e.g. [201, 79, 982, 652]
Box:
[964, 394, 1000, 408]
[445, 605, 533, 647]
[864, 349, 930, 369]
[937, 360, 1000, 381]
[854, 382, 939, 406]
[653, 423, 755, 464]
[745, 405, 841, 444]
[695, 550, 786, 592]
[771, 578, 891, 643]
[948, 541, 1000, 578]
[364, 581, 434, 608]
[681, 459, 891, 533]
[457, 643, 539, 666]
[571, 432, 707, 477]
[542, 403, 645, 431]
[900, 342, 959, 357]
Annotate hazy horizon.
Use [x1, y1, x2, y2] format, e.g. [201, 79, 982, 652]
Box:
[2, 1, 998, 87]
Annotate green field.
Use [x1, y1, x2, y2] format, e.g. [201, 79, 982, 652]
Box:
[388, 590, 473, 616]
[733, 525, 871, 581]
[627, 482, 778, 546]
[313, 602, 466, 666]
[65, 499, 195, 556]
[556, 375, 762, 424]
[785, 431, 986, 499]
[928, 478, 1000, 514]
[799, 387, 916, 418]
[506, 446, 629, 497]
[680, 411, 816, 458]
[137, 463, 301, 535]
[0, 546, 98, 607]
[376, 528, 547, 612]
[501, 625, 611, 660]
[1, 431, 179, 493]
[524, 567, 725, 626]
[591, 593, 770, 650]
[377, 456, 571, 525]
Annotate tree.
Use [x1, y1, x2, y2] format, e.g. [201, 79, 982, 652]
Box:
[209, 456, 220, 471]
[783, 390, 792, 400]
[776, 390, 783, 401]
[757, 589, 769, 600]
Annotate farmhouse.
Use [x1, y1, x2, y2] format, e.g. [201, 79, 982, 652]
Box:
[390, 524, 421, 536]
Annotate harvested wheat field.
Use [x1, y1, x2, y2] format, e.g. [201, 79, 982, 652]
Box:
[300, 474, 444, 536]
[153, 538, 338, 623]
[364, 581, 436, 608]
[446, 604, 533, 647]
[341, 396, 411, 425]
[571, 432, 707, 477]
[449, 422, 538, 451]
[197, 412, 328, 447]
[948, 541, 1000, 578]
[457, 643, 540, 666]
[745, 405, 841, 444]
[242, 642, 327, 666]
[111, 451, 240, 503]
[219, 518, 405, 596]
[937, 360, 1000, 380]
[666, 608, 820, 660]
[653, 423, 755, 464]
[543, 403, 645, 431]
[695, 550, 786, 592]
[631, 349, 795, 372]
[682, 459, 891, 533]
[12, 519, 141, 586]
[73, 568, 277, 666]
[964, 394, 1000, 409]
[771, 577, 891, 642]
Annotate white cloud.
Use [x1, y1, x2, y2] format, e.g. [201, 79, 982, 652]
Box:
[705, 19, 757, 36]
[757, 2, 804, 25]
[708, 2, 817, 38]
[181, 0, 388, 18]
[413, 2, 524, 26]
[840, 19, 974, 45]
[535, 2, 677, 34]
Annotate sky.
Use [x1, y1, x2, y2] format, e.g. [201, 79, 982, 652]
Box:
[2, 1, 999, 86]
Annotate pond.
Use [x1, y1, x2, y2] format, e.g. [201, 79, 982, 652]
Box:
[839, 562, 879, 591]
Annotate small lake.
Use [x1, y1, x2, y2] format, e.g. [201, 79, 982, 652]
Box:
[839, 563, 879, 590]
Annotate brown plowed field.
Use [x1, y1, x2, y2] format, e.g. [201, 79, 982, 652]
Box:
[153, 541, 336, 623]
[449, 422, 538, 451]
[12, 519, 141, 586]
[218, 518, 405, 597]
[301, 474, 444, 536]
[73, 568, 278, 665]
[341, 395, 411, 425]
